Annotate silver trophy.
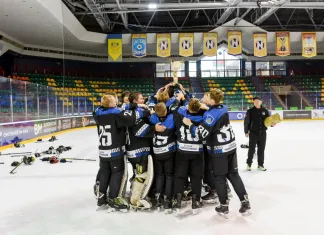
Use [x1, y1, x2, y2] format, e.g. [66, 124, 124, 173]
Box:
[170, 60, 184, 84]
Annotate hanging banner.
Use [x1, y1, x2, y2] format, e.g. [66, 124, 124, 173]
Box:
[108, 34, 122, 62]
[203, 32, 218, 57]
[253, 33, 267, 57]
[156, 33, 171, 58]
[275, 32, 290, 57]
[228, 31, 242, 55]
[179, 33, 194, 57]
[132, 34, 146, 58]
[302, 32, 316, 58]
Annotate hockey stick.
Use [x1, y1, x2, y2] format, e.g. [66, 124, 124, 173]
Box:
[10, 158, 24, 174]
[0, 162, 4, 164]
[64, 158, 96, 161]
[0, 151, 32, 156]
[11, 154, 33, 158]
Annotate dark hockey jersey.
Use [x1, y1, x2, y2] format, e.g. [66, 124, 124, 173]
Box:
[189, 104, 237, 157]
[149, 113, 176, 156]
[118, 103, 135, 111]
[174, 106, 204, 154]
[147, 96, 180, 112]
[93, 107, 148, 160]
[126, 107, 153, 159]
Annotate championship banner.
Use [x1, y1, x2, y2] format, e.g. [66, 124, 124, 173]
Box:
[302, 32, 316, 58]
[179, 33, 194, 57]
[132, 34, 147, 58]
[108, 34, 122, 62]
[275, 32, 290, 57]
[228, 31, 242, 55]
[203, 32, 217, 57]
[156, 33, 171, 58]
[253, 33, 267, 57]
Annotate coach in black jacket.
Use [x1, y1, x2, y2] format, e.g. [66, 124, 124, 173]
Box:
[244, 97, 276, 171]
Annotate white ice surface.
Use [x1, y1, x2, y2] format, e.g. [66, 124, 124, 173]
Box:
[1, 121, 324, 235]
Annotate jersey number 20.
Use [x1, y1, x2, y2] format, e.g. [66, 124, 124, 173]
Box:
[99, 125, 112, 146]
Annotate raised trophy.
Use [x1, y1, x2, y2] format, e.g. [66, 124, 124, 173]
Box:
[170, 60, 183, 84]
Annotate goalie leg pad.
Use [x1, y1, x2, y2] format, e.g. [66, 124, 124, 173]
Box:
[130, 155, 154, 207]
[118, 156, 128, 198]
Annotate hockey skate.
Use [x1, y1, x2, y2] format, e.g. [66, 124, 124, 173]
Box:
[215, 201, 229, 219]
[182, 190, 192, 207]
[201, 189, 219, 204]
[239, 195, 251, 216]
[202, 183, 211, 193]
[191, 194, 203, 215]
[130, 198, 152, 212]
[107, 197, 129, 213]
[163, 197, 173, 214]
[155, 193, 164, 212]
[96, 192, 108, 211]
[172, 193, 182, 214]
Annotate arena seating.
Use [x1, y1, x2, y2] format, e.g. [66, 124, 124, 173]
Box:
[292, 76, 324, 108]
[201, 77, 256, 110]
[9, 73, 155, 107]
[261, 76, 286, 91]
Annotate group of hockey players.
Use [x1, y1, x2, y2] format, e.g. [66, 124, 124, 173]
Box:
[93, 82, 251, 217]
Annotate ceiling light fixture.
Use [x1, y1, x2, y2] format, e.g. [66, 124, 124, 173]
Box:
[148, 3, 157, 9]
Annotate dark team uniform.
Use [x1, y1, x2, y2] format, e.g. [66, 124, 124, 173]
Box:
[127, 107, 153, 171]
[173, 106, 204, 200]
[148, 96, 180, 112]
[93, 106, 148, 200]
[244, 106, 270, 167]
[189, 104, 248, 205]
[149, 113, 176, 203]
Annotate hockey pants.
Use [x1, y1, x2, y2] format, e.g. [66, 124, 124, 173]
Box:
[212, 153, 247, 204]
[174, 152, 204, 199]
[98, 157, 124, 199]
[153, 152, 175, 199]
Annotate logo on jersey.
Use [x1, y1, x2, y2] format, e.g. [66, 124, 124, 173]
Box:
[262, 112, 265, 115]
[205, 115, 214, 125]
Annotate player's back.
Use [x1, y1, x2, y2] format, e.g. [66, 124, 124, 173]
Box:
[174, 106, 203, 154]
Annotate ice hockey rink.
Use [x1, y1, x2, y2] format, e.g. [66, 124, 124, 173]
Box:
[1, 120, 324, 235]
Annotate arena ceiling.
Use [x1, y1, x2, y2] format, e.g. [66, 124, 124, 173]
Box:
[64, 0, 324, 33]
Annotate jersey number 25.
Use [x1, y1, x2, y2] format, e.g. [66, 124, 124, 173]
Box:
[99, 125, 112, 146]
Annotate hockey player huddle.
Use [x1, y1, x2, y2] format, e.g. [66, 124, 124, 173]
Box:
[93, 82, 251, 217]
